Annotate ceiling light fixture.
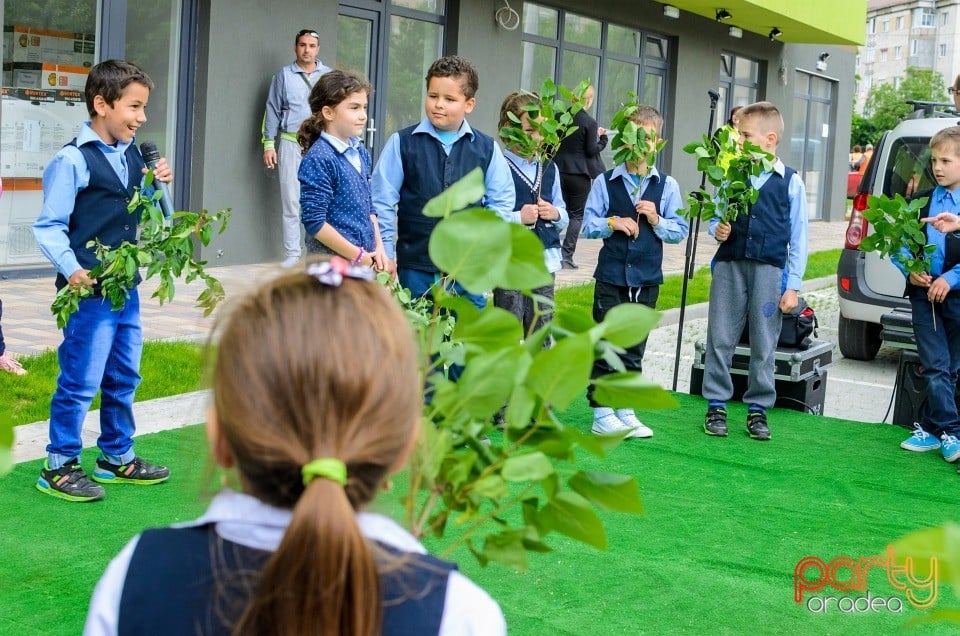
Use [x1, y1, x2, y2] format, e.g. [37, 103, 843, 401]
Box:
[663, 4, 680, 19]
[729, 26, 743, 38]
[769, 27, 782, 40]
[716, 8, 732, 21]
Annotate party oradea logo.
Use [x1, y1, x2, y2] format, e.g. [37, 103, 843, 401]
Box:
[794, 546, 938, 614]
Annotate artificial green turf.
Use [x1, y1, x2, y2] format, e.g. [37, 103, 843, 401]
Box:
[2, 395, 959, 635]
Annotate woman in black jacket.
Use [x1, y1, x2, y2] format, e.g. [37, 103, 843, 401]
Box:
[554, 85, 607, 268]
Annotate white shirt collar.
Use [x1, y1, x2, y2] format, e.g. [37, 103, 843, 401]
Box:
[181, 489, 427, 554]
[320, 131, 361, 154]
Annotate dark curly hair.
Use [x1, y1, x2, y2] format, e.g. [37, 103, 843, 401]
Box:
[298, 69, 371, 154]
[425, 55, 478, 99]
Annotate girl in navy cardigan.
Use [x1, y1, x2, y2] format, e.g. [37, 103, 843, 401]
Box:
[298, 69, 387, 270]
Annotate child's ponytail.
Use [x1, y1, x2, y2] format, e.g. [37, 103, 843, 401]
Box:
[233, 473, 381, 636]
[210, 267, 420, 635]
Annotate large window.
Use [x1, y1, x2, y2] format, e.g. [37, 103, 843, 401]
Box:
[520, 3, 669, 133]
[717, 52, 762, 128]
[0, 1, 98, 267]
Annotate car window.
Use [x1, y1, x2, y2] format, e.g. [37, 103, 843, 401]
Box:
[882, 136, 936, 198]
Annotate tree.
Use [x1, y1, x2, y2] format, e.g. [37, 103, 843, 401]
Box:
[850, 113, 880, 148]
[863, 66, 947, 132]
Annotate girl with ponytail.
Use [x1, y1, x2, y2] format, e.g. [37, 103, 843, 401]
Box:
[298, 69, 388, 272]
[84, 258, 506, 636]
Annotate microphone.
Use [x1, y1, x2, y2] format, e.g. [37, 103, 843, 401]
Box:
[139, 141, 174, 218]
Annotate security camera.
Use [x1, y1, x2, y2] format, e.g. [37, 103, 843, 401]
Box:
[816, 52, 829, 71]
[818, 52, 830, 62]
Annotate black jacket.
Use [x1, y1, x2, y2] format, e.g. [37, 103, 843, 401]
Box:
[554, 108, 608, 178]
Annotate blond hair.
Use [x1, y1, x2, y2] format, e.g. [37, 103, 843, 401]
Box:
[212, 263, 420, 636]
[931, 126, 960, 157]
[498, 90, 538, 136]
[629, 104, 663, 136]
[738, 101, 784, 140]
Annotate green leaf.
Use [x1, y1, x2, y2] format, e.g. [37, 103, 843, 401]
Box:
[591, 372, 680, 409]
[891, 522, 960, 595]
[568, 471, 644, 513]
[500, 223, 554, 291]
[537, 491, 607, 550]
[472, 474, 509, 498]
[526, 334, 593, 409]
[502, 451, 555, 482]
[592, 302, 661, 348]
[453, 306, 524, 354]
[422, 168, 486, 218]
[483, 530, 528, 570]
[428, 209, 511, 292]
[452, 348, 522, 419]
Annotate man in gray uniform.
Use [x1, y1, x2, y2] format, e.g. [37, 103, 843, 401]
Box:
[262, 29, 331, 267]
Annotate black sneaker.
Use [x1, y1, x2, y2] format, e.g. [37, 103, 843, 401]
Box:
[37, 459, 105, 502]
[704, 406, 728, 437]
[746, 411, 771, 441]
[92, 456, 170, 485]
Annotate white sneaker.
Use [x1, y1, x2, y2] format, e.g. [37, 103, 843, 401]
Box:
[281, 256, 300, 268]
[592, 408, 635, 437]
[616, 409, 653, 438]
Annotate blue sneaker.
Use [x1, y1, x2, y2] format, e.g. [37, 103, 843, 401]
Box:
[940, 434, 960, 463]
[900, 425, 941, 452]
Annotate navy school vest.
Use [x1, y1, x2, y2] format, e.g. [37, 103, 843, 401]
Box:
[714, 167, 796, 269]
[117, 525, 457, 636]
[594, 170, 667, 288]
[905, 191, 960, 300]
[55, 140, 146, 291]
[397, 126, 495, 272]
[505, 156, 560, 249]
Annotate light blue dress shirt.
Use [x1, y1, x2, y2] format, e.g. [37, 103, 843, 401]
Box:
[371, 117, 516, 259]
[261, 60, 331, 142]
[503, 148, 568, 273]
[708, 158, 809, 291]
[33, 123, 155, 279]
[581, 164, 689, 244]
[893, 186, 960, 288]
[320, 132, 363, 173]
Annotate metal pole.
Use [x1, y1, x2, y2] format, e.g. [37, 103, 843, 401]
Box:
[672, 89, 720, 392]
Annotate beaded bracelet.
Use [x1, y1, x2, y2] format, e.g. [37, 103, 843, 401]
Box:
[352, 247, 365, 265]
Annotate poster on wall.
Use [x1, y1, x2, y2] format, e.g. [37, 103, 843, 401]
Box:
[0, 25, 93, 266]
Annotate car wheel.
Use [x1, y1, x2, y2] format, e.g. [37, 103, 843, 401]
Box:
[838, 315, 882, 361]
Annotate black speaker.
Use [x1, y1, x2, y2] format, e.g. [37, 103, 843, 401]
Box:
[892, 350, 927, 429]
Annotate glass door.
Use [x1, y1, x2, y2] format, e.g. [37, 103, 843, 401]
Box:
[790, 71, 835, 220]
[337, 8, 381, 160]
[338, 1, 445, 162]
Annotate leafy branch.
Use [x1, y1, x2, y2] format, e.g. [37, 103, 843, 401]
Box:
[859, 194, 934, 275]
[681, 126, 773, 223]
[390, 168, 679, 570]
[50, 171, 231, 329]
[609, 92, 666, 184]
[498, 79, 587, 196]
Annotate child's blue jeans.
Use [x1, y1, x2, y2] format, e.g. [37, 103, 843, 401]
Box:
[47, 290, 142, 469]
[910, 291, 960, 438]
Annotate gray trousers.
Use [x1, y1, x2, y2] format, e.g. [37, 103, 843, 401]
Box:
[703, 260, 783, 409]
[278, 137, 304, 259]
[493, 279, 555, 340]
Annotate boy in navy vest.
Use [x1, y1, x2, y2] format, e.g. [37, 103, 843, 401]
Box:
[582, 104, 688, 438]
[32, 60, 173, 502]
[494, 91, 568, 336]
[895, 126, 960, 467]
[372, 55, 515, 310]
[702, 101, 808, 441]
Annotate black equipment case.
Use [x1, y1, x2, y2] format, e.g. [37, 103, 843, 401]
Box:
[689, 339, 834, 415]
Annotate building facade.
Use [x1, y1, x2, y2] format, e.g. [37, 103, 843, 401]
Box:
[856, 0, 960, 111]
[0, 0, 862, 272]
